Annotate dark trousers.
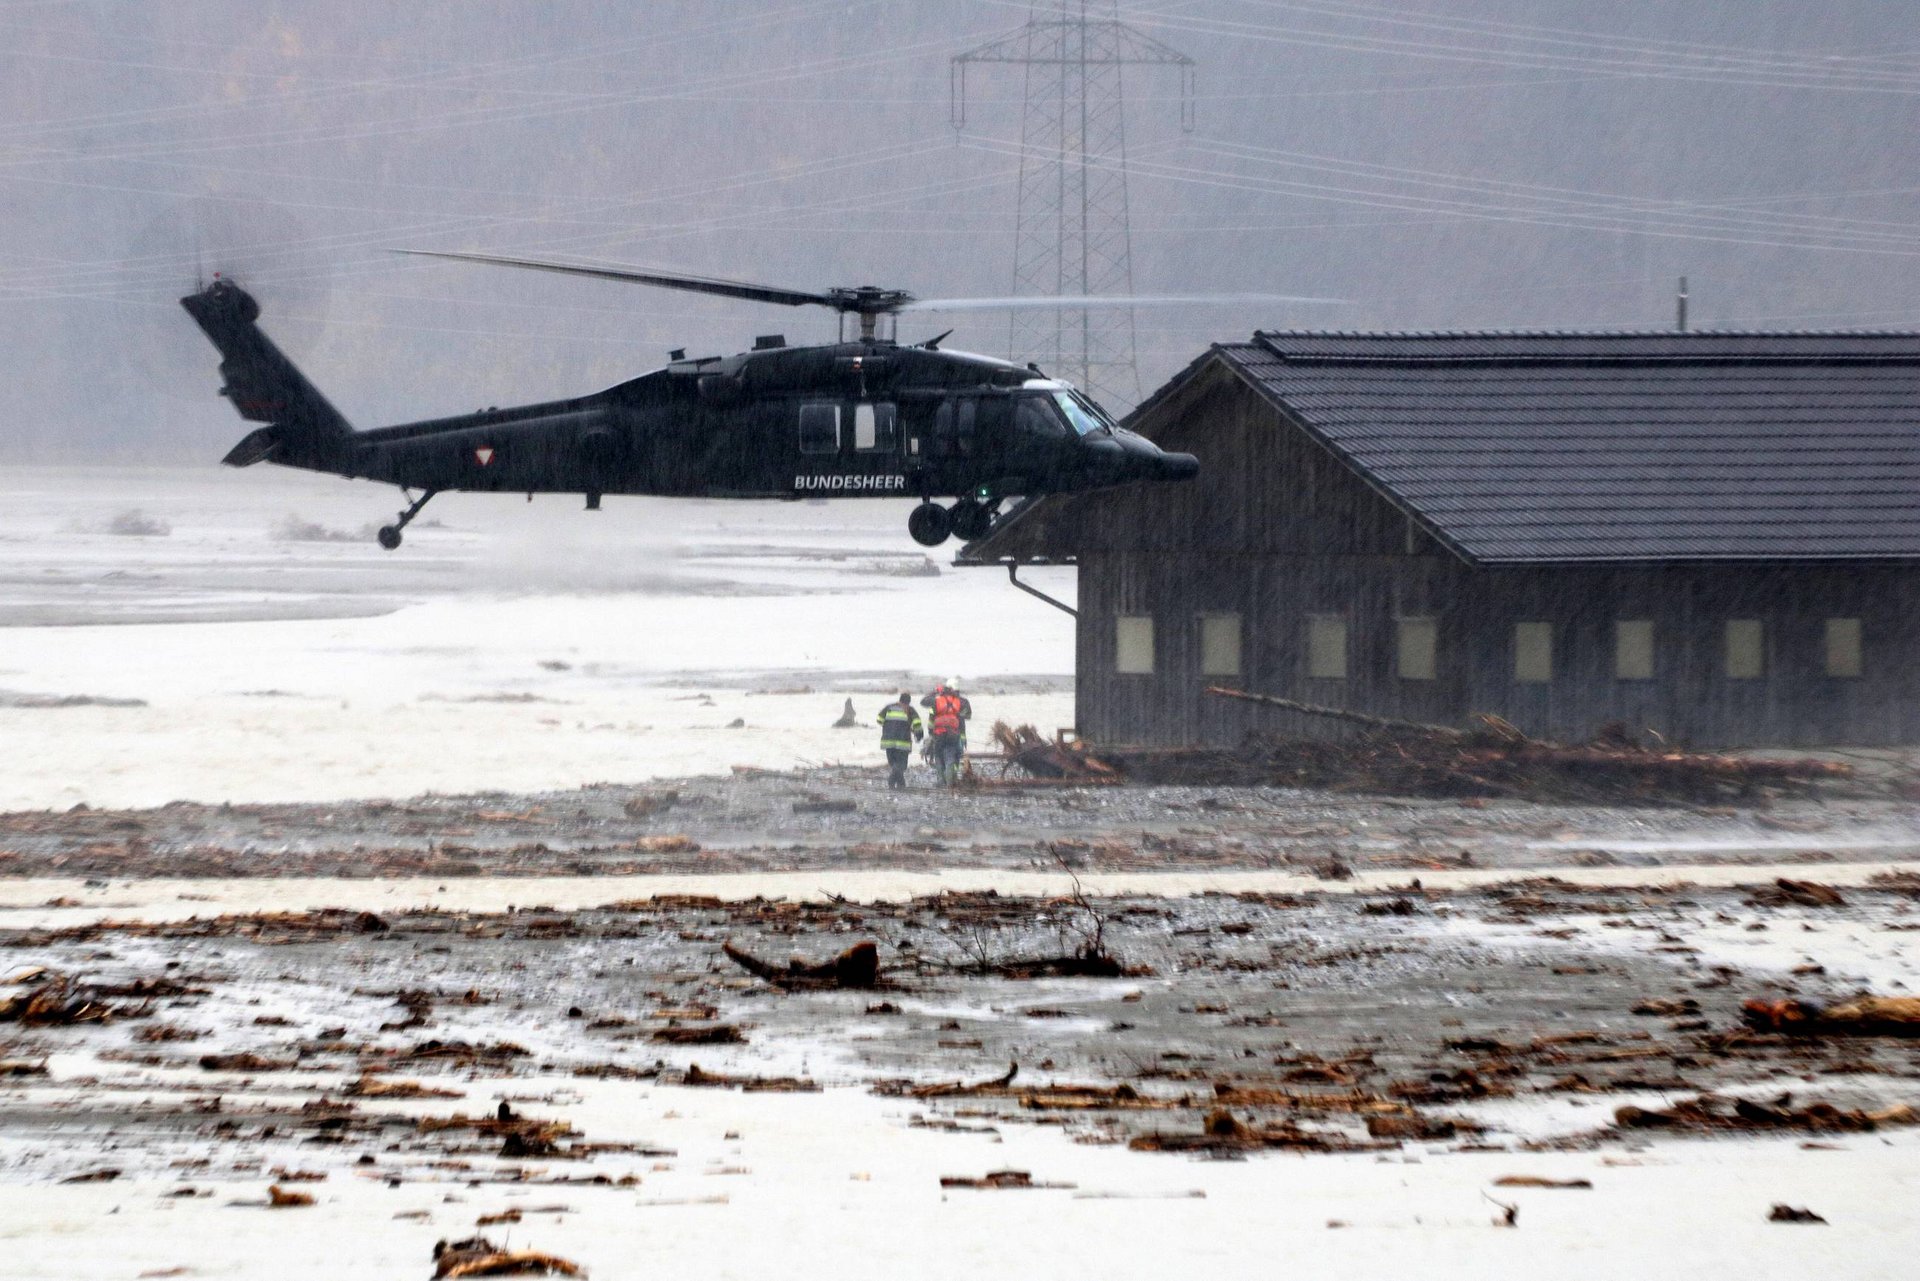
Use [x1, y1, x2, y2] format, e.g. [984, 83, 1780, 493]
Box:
[930, 732, 963, 785]
[884, 747, 911, 788]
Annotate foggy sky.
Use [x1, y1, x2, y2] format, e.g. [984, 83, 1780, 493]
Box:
[4, 1, 1919, 461]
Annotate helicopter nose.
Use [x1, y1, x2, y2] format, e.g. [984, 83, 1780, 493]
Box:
[1081, 436, 1128, 478]
[1158, 451, 1199, 481]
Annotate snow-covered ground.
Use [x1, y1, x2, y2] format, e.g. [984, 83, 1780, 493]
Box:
[0, 467, 1075, 808]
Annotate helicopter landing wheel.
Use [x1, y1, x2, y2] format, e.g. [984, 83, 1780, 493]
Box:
[375, 487, 438, 551]
[907, 501, 952, 547]
[949, 499, 995, 542]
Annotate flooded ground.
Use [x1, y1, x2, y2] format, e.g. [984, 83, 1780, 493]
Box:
[5, 864, 1920, 1280]
[5, 469, 1919, 1278]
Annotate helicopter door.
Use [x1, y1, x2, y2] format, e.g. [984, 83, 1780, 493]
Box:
[846, 401, 904, 491]
[928, 398, 977, 461]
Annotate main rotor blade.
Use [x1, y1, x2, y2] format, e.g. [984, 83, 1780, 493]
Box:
[393, 250, 838, 310]
[903, 293, 1348, 311]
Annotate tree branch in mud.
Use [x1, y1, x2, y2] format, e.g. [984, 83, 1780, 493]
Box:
[721, 940, 880, 989]
[924, 867, 1137, 979]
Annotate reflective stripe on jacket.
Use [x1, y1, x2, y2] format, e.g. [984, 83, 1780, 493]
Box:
[878, 704, 922, 749]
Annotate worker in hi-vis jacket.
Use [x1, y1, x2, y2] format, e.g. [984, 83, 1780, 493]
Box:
[877, 692, 923, 790]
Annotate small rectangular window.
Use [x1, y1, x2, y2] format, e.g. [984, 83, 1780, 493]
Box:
[1306, 615, 1348, 680]
[1200, 614, 1241, 677]
[850, 402, 897, 452]
[798, 403, 838, 454]
[1615, 619, 1655, 681]
[1116, 616, 1154, 675]
[1726, 619, 1764, 679]
[1397, 617, 1437, 681]
[1514, 621, 1553, 683]
[1825, 618, 1862, 678]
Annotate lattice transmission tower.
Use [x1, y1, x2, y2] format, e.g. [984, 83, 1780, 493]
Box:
[952, 1, 1193, 410]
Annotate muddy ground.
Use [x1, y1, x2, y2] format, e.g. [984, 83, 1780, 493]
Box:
[3, 766, 1917, 880]
[6, 872, 1920, 1188]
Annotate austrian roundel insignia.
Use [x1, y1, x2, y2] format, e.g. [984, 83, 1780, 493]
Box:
[473, 446, 495, 466]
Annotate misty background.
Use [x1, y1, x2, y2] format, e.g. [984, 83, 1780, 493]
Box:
[3, 0, 1919, 462]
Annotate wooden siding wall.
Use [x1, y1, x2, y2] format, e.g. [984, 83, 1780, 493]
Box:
[1072, 371, 1920, 749]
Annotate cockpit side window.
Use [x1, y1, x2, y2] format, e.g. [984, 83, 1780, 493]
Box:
[1016, 393, 1071, 442]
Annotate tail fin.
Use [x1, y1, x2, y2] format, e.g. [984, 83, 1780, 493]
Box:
[179, 279, 354, 468]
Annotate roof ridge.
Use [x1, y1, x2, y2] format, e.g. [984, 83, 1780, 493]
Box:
[1253, 328, 1920, 339]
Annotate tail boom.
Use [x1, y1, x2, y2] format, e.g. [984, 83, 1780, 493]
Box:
[180, 279, 353, 469]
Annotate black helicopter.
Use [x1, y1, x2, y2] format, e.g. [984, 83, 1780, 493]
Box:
[180, 251, 1201, 548]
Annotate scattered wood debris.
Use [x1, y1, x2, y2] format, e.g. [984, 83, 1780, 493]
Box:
[979, 723, 1121, 785]
[650, 1024, 746, 1045]
[1742, 996, 1920, 1037]
[1129, 1108, 1387, 1154]
[344, 1075, 463, 1099]
[1493, 1175, 1593, 1189]
[1768, 1204, 1828, 1224]
[59, 1168, 120, 1183]
[679, 1064, 819, 1093]
[982, 689, 1854, 804]
[1746, 879, 1848, 909]
[266, 1184, 314, 1207]
[0, 972, 110, 1026]
[199, 1052, 296, 1072]
[431, 1235, 584, 1278]
[1613, 1095, 1918, 1134]
[939, 1169, 1073, 1190]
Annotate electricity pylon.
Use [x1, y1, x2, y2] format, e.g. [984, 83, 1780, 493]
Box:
[953, 1, 1193, 410]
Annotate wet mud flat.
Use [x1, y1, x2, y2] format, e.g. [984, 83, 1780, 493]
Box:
[6, 878, 1919, 1185]
[3, 766, 1917, 880]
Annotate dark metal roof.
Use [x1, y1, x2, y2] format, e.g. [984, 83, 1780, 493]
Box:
[1224, 330, 1920, 563]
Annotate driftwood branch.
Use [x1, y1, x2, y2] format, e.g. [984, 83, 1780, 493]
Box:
[1204, 686, 1465, 738]
[722, 940, 879, 989]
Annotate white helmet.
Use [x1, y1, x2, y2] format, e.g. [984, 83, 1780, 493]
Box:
[948, 677, 963, 691]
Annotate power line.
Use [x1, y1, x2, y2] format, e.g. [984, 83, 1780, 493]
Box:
[953, 0, 1194, 409]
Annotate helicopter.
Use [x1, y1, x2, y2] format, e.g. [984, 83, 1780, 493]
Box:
[180, 251, 1205, 548]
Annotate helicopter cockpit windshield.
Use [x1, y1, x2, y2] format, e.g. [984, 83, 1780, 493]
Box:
[1051, 391, 1111, 437]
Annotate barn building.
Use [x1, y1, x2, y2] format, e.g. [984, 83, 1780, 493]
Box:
[961, 331, 1920, 749]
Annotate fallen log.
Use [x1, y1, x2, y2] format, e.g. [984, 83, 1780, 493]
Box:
[722, 940, 879, 989]
[1204, 687, 1465, 738]
[432, 1235, 584, 1278]
[680, 1063, 819, 1092]
[1613, 1094, 1918, 1133]
[1742, 995, 1920, 1038]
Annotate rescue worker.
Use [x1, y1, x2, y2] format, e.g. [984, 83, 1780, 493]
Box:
[876, 692, 922, 789]
[922, 678, 973, 786]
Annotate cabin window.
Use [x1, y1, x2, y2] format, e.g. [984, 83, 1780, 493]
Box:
[1199, 614, 1241, 677]
[1306, 615, 1348, 681]
[1825, 618, 1862, 678]
[798, 403, 839, 454]
[1397, 617, 1437, 681]
[1725, 619, 1764, 680]
[1116, 616, 1155, 675]
[1615, 620, 1655, 681]
[853, 402, 897, 452]
[1513, 622, 1553, 683]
